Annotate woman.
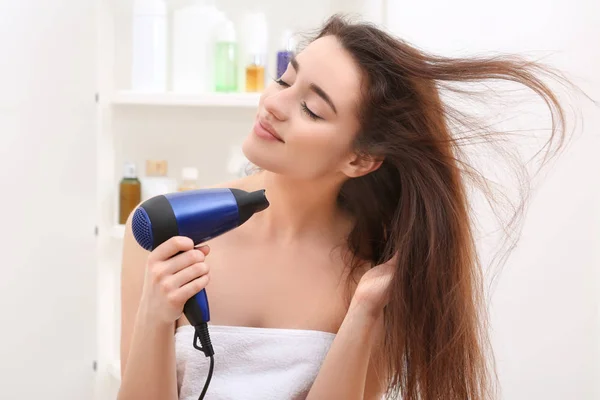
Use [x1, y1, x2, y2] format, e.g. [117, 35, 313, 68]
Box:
[117, 15, 569, 400]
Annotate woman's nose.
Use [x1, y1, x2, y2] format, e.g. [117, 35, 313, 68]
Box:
[262, 90, 290, 121]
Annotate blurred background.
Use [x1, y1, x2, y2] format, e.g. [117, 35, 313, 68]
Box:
[0, 0, 598, 399]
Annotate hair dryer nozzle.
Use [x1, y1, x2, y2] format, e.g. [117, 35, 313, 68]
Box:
[231, 189, 269, 226]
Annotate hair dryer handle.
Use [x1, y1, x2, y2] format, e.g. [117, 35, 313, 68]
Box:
[184, 288, 210, 326]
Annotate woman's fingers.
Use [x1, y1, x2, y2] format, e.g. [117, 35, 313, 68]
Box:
[163, 245, 210, 275]
[169, 261, 210, 288]
[150, 236, 195, 262]
[173, 275, 211, 305]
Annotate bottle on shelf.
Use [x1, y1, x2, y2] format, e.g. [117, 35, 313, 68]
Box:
[168, 0, 226, 93]
[131, 0, 167, 92]
[119, 162, 141, 225]
[178, 167, 200, 191]
[227, 145, 250, 178]
[214, 19, 238, 93]
[140, 160, 177, 201]
[242, 12, 268, 92]
[276, 29, 296, 79]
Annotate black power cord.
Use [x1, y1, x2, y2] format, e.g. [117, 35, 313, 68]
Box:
[193, 322, 215, 400]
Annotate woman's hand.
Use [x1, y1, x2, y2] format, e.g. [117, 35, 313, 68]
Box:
[351, 254, 397, 318]
[307, 255, 398, 400]
[138, 236, 211, 326]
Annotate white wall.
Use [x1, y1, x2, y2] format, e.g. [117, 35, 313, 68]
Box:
[0, 1, 98, 399]
[386, 1, 599, 399]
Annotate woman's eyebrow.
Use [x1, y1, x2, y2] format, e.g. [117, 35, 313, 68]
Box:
[291, 56, 338, 115]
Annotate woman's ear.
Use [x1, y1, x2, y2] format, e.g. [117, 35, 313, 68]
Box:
[342, 152, 383, 178]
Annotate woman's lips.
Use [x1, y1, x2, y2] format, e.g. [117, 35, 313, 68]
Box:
[253, 119, 284, 142]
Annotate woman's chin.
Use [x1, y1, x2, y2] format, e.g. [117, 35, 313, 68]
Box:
[241, 137, 281, 174]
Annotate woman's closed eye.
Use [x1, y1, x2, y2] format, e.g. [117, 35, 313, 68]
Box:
[275, 78, 323, 121]
[275, 78, 290, 88]
[301, 102, 320, 121]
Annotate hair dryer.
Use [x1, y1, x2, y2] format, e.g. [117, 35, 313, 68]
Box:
[131, 187, 269, 355]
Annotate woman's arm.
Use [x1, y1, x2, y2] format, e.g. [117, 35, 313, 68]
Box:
[306, 302, 386, 400]
[307, 257, 396, 400]
[117, 214, 178, 400]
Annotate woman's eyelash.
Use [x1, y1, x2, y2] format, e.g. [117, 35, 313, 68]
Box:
[274, 78, 321, 121]
[302, 102, 320, 120]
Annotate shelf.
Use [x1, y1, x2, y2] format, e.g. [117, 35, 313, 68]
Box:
[111, 91, 261, 108]
[111, 224, 125, 239]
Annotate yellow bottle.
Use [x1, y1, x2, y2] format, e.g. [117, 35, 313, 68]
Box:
[245, 63, 265, 92]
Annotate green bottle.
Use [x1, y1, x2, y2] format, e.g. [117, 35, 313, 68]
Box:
[215, 20, 238, 93]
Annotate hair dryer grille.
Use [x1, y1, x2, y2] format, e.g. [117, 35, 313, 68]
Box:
[132, 207, 154, 251]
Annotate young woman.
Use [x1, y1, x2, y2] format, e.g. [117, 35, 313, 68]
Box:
[117, 15, 569, 400]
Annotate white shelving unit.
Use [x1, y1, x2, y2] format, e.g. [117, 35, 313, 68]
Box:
[95, 0, 385, 398]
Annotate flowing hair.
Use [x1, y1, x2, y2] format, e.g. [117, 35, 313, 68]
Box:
[302, 14, 577, 400]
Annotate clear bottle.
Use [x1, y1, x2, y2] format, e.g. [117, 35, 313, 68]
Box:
[119, 162, 141, 225]
[131, 0, 167, 92]
[170, 0, 226, 93]
[227, 145, 250, 178]
[140, 160, 177, 201]
[215, 20, 238, 93]
[178, 167, 200, 191]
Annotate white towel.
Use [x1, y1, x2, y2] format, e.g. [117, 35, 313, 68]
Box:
[175, 324, 336, 400]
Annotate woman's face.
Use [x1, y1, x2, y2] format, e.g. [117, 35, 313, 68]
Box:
[242, 35, 364, 181]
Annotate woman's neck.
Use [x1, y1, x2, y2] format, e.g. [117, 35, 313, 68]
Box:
[248, 170, 350, 244]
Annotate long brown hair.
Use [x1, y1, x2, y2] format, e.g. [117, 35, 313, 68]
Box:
[307, 15, 573, 400]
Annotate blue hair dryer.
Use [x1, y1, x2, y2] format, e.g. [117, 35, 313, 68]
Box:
[131, 187, 269, 357]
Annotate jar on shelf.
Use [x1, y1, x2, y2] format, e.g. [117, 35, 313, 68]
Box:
[140, 160, 177, 201]
[178, 167, 200, 191]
